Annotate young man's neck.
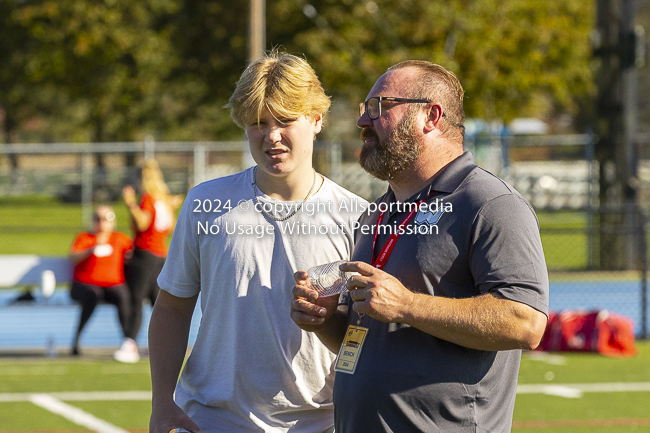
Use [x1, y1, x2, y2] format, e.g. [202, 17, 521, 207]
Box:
[254, 166, 319, 201]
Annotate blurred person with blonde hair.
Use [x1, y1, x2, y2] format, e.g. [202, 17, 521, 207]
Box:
[114, 159, 182, 363]
[148, 51, 366, 433]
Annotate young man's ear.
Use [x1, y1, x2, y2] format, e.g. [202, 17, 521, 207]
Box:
[423, 103, 444, 133]
[313, 114, 323, 135]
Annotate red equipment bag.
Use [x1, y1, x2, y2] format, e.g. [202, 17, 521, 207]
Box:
[538, 310, 637, 357]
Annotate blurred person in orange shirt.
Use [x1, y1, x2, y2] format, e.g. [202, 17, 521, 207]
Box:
[115, 159, 182, 363]
[69, 205, 133, 356]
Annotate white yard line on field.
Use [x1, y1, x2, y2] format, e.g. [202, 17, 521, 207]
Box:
[522, 352, 567, 365]
[1, 381, 650, 432]
[0, 391, 151, 432]
[2, 384, 650, 403]
[0, 390, 151, 402]
[29, 393, 129, 433]
[516, 381, 650, 398]
[50, 390, 152, 401]
[517, 385, 584, 398]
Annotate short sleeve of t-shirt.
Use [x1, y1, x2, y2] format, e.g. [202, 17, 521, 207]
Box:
[469, 194, 549, 316]
[71, 232, 95, 252]
[115, 232, 133, 254]
[157, 196, 200, 297]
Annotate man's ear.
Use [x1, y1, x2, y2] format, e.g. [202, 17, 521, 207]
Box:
[423, 103, 444, 133]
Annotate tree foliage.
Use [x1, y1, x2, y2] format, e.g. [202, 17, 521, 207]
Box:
[0, 0, 49, 143]
[10, 0, 180, 141]
[272, 0, 595, 124]
[1, 0, 597, 143]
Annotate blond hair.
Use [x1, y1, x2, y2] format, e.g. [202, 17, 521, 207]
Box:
[140, 159, 170, 203]
[388, 60, 465, 144]
[227, 51, 331, 129]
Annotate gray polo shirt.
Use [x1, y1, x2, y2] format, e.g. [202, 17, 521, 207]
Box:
[333, 152, 549, 433]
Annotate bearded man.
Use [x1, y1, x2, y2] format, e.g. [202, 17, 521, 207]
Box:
[291, 60, 549, 432]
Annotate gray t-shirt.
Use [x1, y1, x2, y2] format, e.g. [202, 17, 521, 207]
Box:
[158, 168, 367, 433]
[334, 152, 549, 433]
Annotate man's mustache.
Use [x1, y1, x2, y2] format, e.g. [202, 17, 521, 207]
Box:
[361, 128, 379, 143]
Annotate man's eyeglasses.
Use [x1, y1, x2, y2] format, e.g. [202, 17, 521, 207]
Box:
[359, 96, 432, 120]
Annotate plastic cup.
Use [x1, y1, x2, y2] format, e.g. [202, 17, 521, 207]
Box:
[306, 260, 352, 297]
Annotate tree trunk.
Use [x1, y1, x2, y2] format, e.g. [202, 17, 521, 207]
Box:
[2, 108, 20, 186]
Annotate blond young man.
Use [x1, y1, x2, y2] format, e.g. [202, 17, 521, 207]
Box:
[149, 53, 365, 433]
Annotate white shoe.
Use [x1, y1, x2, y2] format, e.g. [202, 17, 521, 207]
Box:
[113, 338, 140, 363]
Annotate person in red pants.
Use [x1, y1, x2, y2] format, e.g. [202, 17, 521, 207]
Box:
[69, 205, 133, 356]
[115, 159, 182, 363]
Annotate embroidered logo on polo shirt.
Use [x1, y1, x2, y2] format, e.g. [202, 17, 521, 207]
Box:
[414, 199, 452, 228]
[414, 207, 446, 227]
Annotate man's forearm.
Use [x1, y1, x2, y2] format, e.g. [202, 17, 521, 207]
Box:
[314, 306, 349, 353]
[403, 293, 547, 351]
[69, 248, 93, 265]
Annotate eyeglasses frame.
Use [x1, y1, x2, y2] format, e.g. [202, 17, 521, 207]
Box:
[359, 96, 434, 120]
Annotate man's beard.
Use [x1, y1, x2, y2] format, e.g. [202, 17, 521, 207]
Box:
[358, 109, 421, 181]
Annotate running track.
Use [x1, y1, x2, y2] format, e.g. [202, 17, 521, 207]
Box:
[0, 279, 648, 351]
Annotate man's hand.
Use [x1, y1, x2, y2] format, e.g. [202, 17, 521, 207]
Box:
[342, 261, 415, 323]
[343, 263, 547, 351]
[150, 400, 204, 433]
[290, 271, 340, 333]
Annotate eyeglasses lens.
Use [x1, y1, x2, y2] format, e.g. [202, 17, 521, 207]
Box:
[367, 98, 380, 119]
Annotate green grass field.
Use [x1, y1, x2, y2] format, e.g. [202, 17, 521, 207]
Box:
[1, 343, 649, 432]
[536, 211, 591, 271]
[514, 342, 650, 432]
[2, 196, 649, 431]
[0, 353, 152, 432]
[0, 196, 159, 256]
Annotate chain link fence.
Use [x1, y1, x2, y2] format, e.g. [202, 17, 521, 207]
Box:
[1, 137, 648, 339]
[539, 207, 649, 338]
